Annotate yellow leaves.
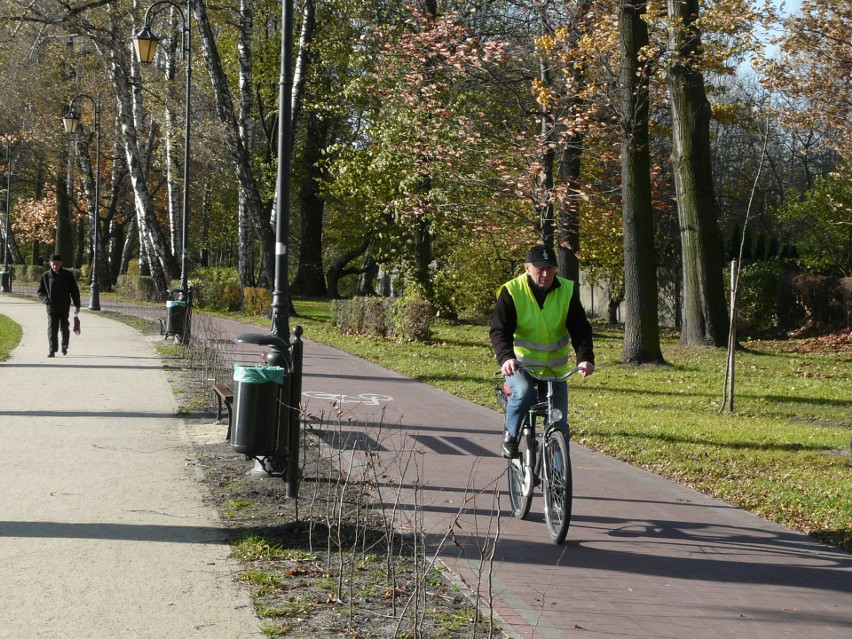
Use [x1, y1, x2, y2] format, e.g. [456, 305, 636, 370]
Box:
[530, 78, 555, 110]
[534, 34, 557, 53]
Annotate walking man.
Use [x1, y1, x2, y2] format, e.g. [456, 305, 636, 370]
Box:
[37, 254, 81, 358]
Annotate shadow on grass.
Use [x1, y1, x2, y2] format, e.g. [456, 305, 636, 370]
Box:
[585, 428, 842, 453]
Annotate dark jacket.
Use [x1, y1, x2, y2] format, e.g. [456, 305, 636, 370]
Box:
[490, 274, 595, 367]
[37, 268, 81, 313]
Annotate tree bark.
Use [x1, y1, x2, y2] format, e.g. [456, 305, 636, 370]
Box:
[667, 0, 729, 346]
[56, 146, 73, 261]
[72, 133, 108, 295]
[558, 132, 582, 282]
[325, 236, 371, 299]
[163, 10, 182, 267]
[291, 111, 329, 297]
[619, 0, 665, 364]
[237, 0, 256, 288]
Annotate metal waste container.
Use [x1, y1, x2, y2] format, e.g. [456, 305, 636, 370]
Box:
[230, 364, 287, 457]
[0, 270, 10, 293]
[165, 299, 187, 337]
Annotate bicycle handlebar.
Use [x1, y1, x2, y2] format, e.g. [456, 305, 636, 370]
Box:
[519, 365, 583, 381]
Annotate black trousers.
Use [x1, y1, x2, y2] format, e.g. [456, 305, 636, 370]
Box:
[47, 309, 71, 353]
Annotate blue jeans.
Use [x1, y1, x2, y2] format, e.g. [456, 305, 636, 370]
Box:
[503, 370, 568, 438]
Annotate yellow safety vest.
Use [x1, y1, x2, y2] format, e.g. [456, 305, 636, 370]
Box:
[501, 274, 574, 375]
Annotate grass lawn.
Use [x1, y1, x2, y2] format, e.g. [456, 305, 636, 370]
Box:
[0, 314, 22, 361]
[278, 299, 851, 552]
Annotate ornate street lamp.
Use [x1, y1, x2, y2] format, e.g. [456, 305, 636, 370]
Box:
[132, 0, 192, 304]
[62, 94, 102, 310]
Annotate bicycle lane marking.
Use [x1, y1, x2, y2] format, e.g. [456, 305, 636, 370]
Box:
[302, 391, 394, 405]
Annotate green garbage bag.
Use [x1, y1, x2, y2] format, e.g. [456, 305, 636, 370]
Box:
[233, 364, 286, 385]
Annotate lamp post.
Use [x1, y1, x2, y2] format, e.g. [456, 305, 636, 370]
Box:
[132, 0, 192, 304]
[233, 0, 302, 495]
[269, 0, 295, 361]
[63, 94, 102, 311]
[1, 137, 12, 292]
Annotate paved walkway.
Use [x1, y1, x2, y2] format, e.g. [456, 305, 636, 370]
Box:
[2, 291, 850, 638]
[0, 296, 262, 638]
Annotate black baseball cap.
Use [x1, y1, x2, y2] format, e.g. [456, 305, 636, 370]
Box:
[49, 254, 63, 262]
[524, 245, 557, 268]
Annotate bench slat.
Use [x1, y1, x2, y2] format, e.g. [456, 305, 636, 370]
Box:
[212, 383, 234, 440]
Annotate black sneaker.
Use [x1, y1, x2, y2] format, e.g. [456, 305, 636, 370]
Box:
[62, 347, 68, 355]
[47, 351, 55, 358]
[501, 432, 519, 459]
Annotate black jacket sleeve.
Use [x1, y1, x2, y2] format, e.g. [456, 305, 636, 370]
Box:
[37, 274, 49, 305]
[67, 271, 81, 309]
[566, 291, 595, 365]
[489, 287, 517, 366]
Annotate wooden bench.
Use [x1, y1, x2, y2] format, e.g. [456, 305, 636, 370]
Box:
[212, 382, 234, 440]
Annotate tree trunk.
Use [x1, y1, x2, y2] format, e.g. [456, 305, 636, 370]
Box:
[357, 252, 379, 296]
[110, 219, 125, 283]
[558, 134, 583, 282]
[73, 133, 107, 293]
[193, 0, 275, 288]
[120, 216, 137, 278]
[326, 236, 371, 299]
[55, 147, 73, 261]
[291, 111, 329, 297]
[667, 0, 729, 346]
[237, 0, 256, 288]
[164, 12, 182, 267]
[106, 25, 171, 297]
[413, 216, 433, 300]
[619, 0, 665, 364]
[608, 296, 622, 324]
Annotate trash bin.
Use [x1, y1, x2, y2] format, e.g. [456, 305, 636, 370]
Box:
[230, 364, 287, 457]
[0, 270, 10, 293]
[165, 299, 187, 337]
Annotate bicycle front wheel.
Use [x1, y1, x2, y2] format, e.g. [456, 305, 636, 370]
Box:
[542, 429, 572, 544]
[507, 428, 534, 520]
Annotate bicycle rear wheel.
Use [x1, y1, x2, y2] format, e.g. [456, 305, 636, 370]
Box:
[542, 429, 572, 544]
[507, 427, 534, 520]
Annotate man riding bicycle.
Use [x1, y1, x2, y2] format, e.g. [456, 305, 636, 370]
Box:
[490, 244, 595, 459]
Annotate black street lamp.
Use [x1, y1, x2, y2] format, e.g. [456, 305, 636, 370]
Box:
[1, 137, 13, 292]
[269, 0, 295, 361]
[63, 94, 102, 311]
[233, 0, 302, 496]
[132, 0, 192, 304]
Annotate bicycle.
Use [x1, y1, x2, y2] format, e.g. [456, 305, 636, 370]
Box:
[496, 365, 581, 545]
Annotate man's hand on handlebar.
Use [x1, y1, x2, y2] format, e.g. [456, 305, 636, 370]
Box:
[577, 361, 595, 377]
[502, 359, 594, 378]
[501, 358, 520, 377]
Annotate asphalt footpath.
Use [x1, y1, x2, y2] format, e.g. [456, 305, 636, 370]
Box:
[2, 292, 851, 639]
[0, 296, 262, 638]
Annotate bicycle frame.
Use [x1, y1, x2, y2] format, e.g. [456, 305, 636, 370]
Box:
[523, 370, 573, 484]
[503, 366, 580, 543]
